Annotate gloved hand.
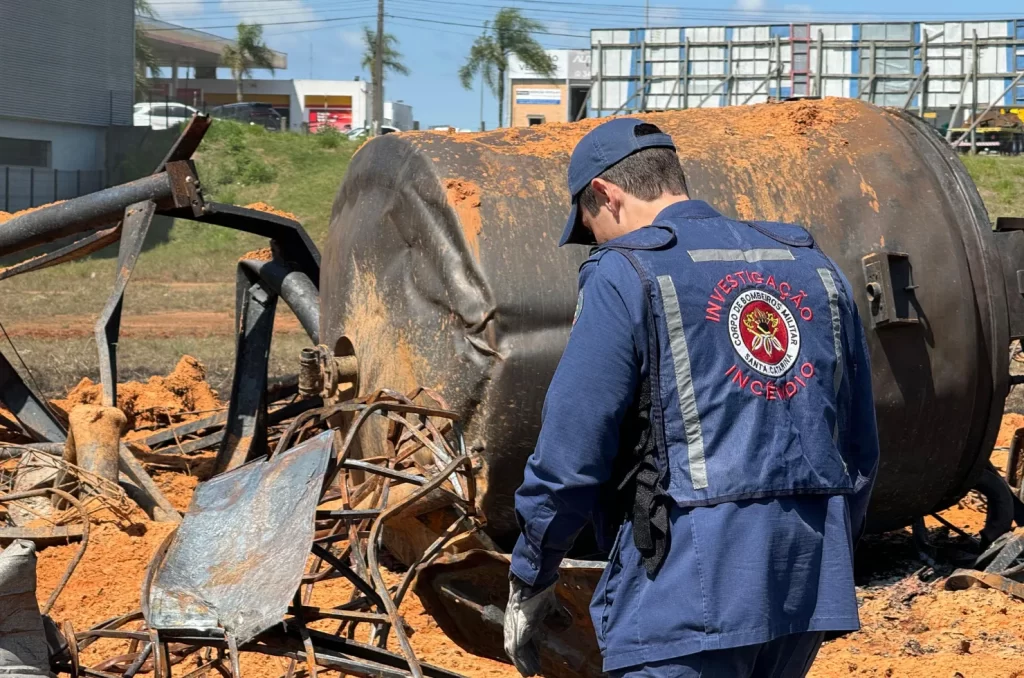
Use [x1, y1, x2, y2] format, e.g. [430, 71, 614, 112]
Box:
[503, 576, 562, 677]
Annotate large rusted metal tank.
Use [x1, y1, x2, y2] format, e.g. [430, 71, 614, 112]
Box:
[321, 98, 1014, 543]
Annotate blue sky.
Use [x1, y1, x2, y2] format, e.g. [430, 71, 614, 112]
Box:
[148, 0, 1021, 129]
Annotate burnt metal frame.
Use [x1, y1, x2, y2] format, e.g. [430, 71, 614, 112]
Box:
[0, 116, 322, 458]
[53, 390, 481, 678]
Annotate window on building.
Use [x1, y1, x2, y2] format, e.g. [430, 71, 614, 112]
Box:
[527, 115, 546, 126]
[0, 137, 51, 168]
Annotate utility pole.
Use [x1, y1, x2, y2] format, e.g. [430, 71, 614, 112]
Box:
[372, 0, 384, 136]
[479, 69, 485, 131]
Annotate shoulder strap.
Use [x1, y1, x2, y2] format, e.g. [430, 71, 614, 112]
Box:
[743, 220, 815, 248]
[603, 246, 672, 576]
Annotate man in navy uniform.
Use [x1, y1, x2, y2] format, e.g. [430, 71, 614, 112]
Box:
[503, 118, 879, 678]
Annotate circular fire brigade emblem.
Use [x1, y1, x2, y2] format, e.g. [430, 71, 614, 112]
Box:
[728, 289, 801, 377]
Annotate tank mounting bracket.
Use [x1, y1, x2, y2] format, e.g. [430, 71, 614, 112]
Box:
[862, 251, 919, 328]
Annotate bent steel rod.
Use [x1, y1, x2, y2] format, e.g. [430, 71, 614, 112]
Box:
[0, 172, 173, 257]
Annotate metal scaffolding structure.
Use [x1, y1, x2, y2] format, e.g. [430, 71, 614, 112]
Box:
[589, 18, 1024, 150]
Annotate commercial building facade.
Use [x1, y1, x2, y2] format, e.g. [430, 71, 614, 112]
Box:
[589, 19, 1024, 128]
[508, 50, 592, 127]
[0, 0, 133, 209]
[151, 77, 372, 132]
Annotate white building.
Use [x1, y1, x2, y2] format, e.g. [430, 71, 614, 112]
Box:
[152, 77, 371, 132]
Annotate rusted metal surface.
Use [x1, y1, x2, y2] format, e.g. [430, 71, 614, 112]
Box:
[117, 446, 181, 524]
[946, 529, 1024, 601]
[323, 98, 1010, 539]
[146, 430, 333, 642]
[947, 569, 1024, 601]
[0, 351, 67, 443]
[416, 550, 604, 677]
[66, 406, 125, 486]
[56, 390, 484, 678]
[95, 201, 158, 408]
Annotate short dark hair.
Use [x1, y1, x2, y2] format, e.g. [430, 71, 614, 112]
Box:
[577, 127, 688, 216]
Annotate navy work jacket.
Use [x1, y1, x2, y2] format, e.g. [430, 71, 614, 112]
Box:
[510, 200, 879, 671]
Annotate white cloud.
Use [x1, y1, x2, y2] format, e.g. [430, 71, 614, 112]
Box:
[224, 0, 318, 27]
[150, 0, 204, 23]
[782, 3, 813, 13]
[340, 29, 364, 51]
[734, 0, 766, 10]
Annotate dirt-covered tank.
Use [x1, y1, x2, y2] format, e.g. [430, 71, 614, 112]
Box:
[320, 98, 1012, 542]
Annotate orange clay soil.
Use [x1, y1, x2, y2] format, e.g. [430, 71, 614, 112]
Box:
[406, 98, 856, 160]
[240, 247, 274, 262]
[244, 202, 299, 222]
[50, 355, 221, 433]
[0, 201, 66, 224]
[443, 179, 483, 259]
[26, 412, 1024, 678]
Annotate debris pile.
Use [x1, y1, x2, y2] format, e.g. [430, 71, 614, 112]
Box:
[50, 356, 221, 433]
[3, 409, 1023, 677]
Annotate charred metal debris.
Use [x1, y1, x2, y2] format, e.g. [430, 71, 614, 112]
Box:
[5, 113, 1024, 678]
[0, 118, 489, 677]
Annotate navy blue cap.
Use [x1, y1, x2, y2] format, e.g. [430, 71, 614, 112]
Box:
[560, 118, 677, 246]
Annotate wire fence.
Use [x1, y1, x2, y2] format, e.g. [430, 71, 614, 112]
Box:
[0, 166, 105, 213]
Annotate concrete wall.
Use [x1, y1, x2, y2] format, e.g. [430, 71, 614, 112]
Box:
[106, 126, 178, 186]
[0, 118, 107, 170]
[0, 0, 133, 127]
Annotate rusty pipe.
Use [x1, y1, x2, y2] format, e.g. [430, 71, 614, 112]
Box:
[0, 172, 173, 257]
[239, 257, 320, 344]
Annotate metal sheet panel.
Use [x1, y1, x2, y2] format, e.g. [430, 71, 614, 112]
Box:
[146, 431, 333, 643]
[0, 0, 133, 126]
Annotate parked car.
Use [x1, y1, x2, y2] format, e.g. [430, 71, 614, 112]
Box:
[209, 102, 283, 131]
[346, 125, 400, 139]
[134, 102, 197, 130]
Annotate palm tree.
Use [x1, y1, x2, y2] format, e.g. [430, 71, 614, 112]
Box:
[361, 27, 409, 130]
[134, 0, 161, 100]
[459, 8, 555, 128]
[222, 23, 276, 103]
[360, 27, 410, 81]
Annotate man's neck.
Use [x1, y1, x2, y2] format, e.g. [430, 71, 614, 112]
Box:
[619, 193, 690, 237]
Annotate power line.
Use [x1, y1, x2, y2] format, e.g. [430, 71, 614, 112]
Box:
[386, 13, 589, 38]
[144, 14, 376, 29]
[385, 16, 580, 47]
[146, 1, 374, 22]
[143, 0, 1021, 19]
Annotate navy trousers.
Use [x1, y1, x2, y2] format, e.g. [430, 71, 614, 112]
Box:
[608, 632, 826, 678]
